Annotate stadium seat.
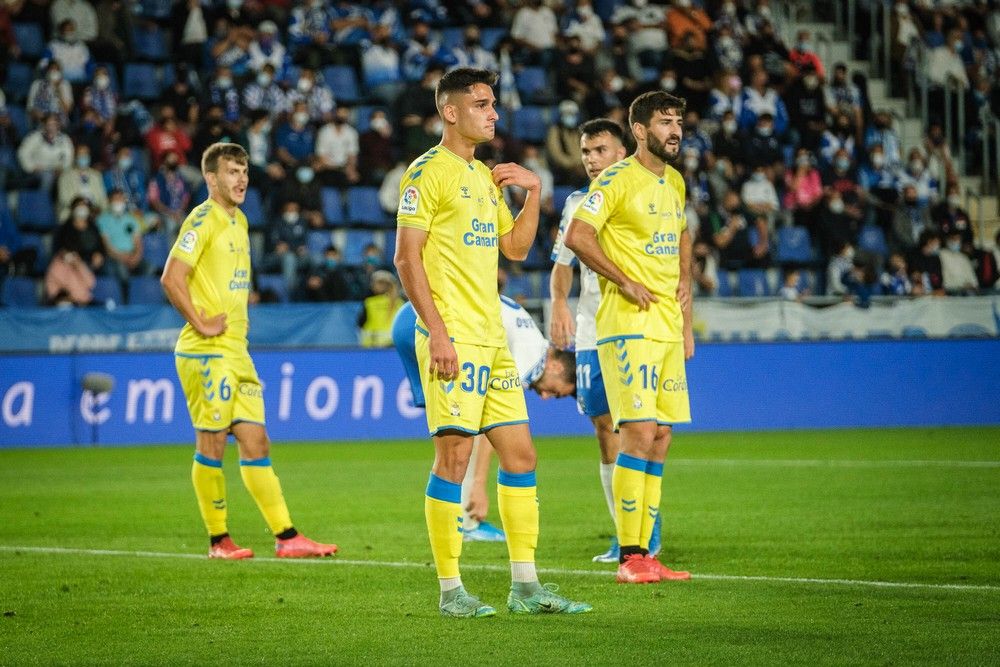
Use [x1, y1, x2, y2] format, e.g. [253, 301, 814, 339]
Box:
[320, 188, 345, 225]
[346, 187, 389, 226]
[738, 268, 770, 297]
[480, 28, 507, 52]
[256, 273, 289, 303]
[1, 276, 40, 307]
[344, 229, 376, 264]
[127, 275, 165, 304]
[521, 241, 549, 271]
[242, 187, 265, 229]
[382, 231, 396, 264]
[511, 106, 549, 143]
[715, 270, 735, 297]
[143, 231, 170, 272]
[131, 25, 169, 61]
[504, 272, 530, 300]
[322, 66, 362, 104]
[16, 189, 57, 231]
[4, 62, 34, 102]
[6, 105, 29, 140]
[92, 276, 123, 306]
[515, 67, 550, 104]
[858, 224, 889, 258]
[552, 186, 577, 210]
[123, 63, 161, 100]
[439, 27, 464, 50]
[13, 23, 45, 60]
[18, 232, 50, 275]
[775, 226, 815, 265]
[307, 229, 333, 263]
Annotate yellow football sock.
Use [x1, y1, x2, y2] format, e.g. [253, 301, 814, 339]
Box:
[425, 473, 463, 579]
[192, 453, 227, 537]
[239, 457, 293, 535]
[497, 469, 538, 563]
[640, 461, 664, 551]
[613, 453, 648, 548]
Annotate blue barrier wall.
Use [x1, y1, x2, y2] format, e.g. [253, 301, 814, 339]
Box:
[1, 340, 998, 447]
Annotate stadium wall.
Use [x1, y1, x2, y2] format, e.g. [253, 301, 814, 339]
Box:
[1, 340, 998, 448]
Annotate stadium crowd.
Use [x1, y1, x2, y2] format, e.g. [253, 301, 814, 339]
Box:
[1, 0, 999, 315]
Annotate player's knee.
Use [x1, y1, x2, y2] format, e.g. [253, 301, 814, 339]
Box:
[195, 430, 228, 459]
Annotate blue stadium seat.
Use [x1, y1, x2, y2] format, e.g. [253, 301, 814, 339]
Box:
[480, 28, 507, 52]
[715, 270, 734, 297]
[256, 273, 289, 303]
[552, 186, 577, 210]
[18, 232, 49, 275]
[16, 189, 57, 231]
[775, 226, 815, 265]
[307, 229, 332, 262]
[143, 231, 170, 271]
[439, 27, 464, 50]
[382, 231, 396, 265]
[344, 229, 376, 264]
[354, 105, 387, 132]
[320, 188, 345, 225]
[322, 66, 361, 104]
[131, 25, 169, 61]
[92, 276, 124, 306]
[242, 187, 265, 229]
[858, 223, 889, 258]
[5, 62, 34, 102]
[521, 242, 549, 270]
[346, 187, 388, 226]
[515, 67, 549, 104]
[504, 272, 530, 300]
[738, 268, 770, 297]
[511, 106, 549, 143]
[123, 63, 161, 100]
[1, 276, 40, 307]
[6, 105, 29, 139]
[13, 23, 45, 60]
[127, 275, 165, 304]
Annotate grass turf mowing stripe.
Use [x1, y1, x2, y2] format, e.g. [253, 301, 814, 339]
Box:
[2, 544, 997, 593]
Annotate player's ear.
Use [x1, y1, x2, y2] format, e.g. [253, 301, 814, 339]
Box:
[631, 122, 645, 144]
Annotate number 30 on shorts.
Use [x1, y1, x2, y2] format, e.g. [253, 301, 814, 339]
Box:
[460, 362, 490, 396]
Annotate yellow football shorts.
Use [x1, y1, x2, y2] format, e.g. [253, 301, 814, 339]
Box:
[415, 331, 528, 436]
[597, 336, 691, 429]
[175, 352, 265, 432]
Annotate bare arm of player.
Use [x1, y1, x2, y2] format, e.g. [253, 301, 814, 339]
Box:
[493, 162, 541, 261]
[394, 226, 458, 381]
[160, 256, 227, 337]
[678, 228, 695, 360]
[564, 219, 658, 310]
[549, 261, 576, 349]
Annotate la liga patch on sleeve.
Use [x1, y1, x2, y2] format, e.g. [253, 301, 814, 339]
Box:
[581, 190, 604, 215]
[178, 230, 197, 253]
[399, 185, 420, 215]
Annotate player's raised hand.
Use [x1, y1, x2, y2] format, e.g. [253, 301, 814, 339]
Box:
[676, 280, 691, 312]
[620, 279, 658, 311]
[429, 331, 459, 382]
[491, 162, 541, 191]
[197, 309, 227, 337]
[549, 300, 576, 349]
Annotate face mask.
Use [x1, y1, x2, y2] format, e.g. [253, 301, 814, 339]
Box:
[722, 119, 737, 134]
[560, 113, 578, 128]
[257, 73, 272, 87]
[63, 31, 77, 43]
[661, 77, 677, 91]
[325, 257, 339, 269]
[752, 171, 766, 182]
[76, 155, 91, 168]
[283, 211, 299, 224]
[95, 74, 110, 90]
[723, 1, 736, 13]
[715, 161, 729, 176]
[797, 41, 811, 52]
[365, 255, 379, 266]
[871, 153, 885, 168]
[298, 78, 313, 93]
[910, 160, 923, 173]
[48, 70, 62, 83]
[757, 125, 773, 137]
[946, 240, 961, 252]
[216, 76, 232, 89]
[928, 244, 940, 256]
[719, 36, 734, 49]
[948, 195, 962, 208]
[111, 201, 126, 215]
[796, 156, 811, 168]
[804, 74, 818, 89]
[829, 198, 845, 214]
[118, 156, 132, 170]
[953, 40, 963, 51]
[226, 0, 242, 8]
[676, 0, 691, 8]
[293, 111, 310, 126]
[370, 117, 390, 133]
[684, 156, 699, 171]
[579, 6, 593, 18]
[835, 157, 850, 171]
[296, 166, 314, 183]
[73, 205, 89, 219]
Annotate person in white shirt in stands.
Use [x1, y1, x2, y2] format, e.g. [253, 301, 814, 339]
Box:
[927, 29, 969, 90]
[314, 106, 360, 187]
[42, 19, 94, 85]
[392, 296, 576, 542]
[50, 0, 98, 44]
[17, 114, 74, 192]
[510, 0, 558, 65]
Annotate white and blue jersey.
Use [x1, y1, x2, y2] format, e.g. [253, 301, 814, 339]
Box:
[550, 187, 609, 418]
[392, 297, 549, 410]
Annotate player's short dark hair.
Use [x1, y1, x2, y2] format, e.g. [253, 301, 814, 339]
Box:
[550, 348, 576, 386]
[435, 67, 499, 112]
[629, 91, 687, 128]
[579, 119, 625, 145]
[201, 142, 248, 175]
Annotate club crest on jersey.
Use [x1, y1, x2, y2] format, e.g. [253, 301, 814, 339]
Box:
[632, 394, 643, 410]
[460, 186, 471, 199]
[581, 190, 604, 214]
[178, 230, 197, 253]
[399, 186, 420, 215]
[489, 189, 498, 206]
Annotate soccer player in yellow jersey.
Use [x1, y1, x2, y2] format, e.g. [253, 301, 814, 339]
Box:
[161, 142, 337, 560]
[394, 67, 590, 617]
[566, 91, 695, 584]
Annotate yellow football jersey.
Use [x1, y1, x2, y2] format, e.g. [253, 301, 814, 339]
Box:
[169, 198, 252, 356]
[572, 158, 687, 343]
[396, 144, 514, 347]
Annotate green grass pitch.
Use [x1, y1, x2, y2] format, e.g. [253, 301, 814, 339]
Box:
[1, 427, 998, 665]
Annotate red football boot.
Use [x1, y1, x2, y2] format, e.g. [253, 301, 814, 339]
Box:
[209, 536, 254, 560]
[275, 534, 338, 558]
[616, 553, 661, 584]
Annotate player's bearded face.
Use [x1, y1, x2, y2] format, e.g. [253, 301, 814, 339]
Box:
[644, 110, 683, 164]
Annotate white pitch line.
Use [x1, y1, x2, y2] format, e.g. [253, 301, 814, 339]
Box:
[1, 545, 997, 593]
[669, 459, 1000, 469]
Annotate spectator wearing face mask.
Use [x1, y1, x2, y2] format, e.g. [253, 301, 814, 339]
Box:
[864, 111, 902, 170]
[710, 191, 762, 271]
[204, 65, 243, 125]
[824, 63, 863, 133]
[147, 150, 191, 235]
[17, 114, 74, 193]
[145, 108, 193, 171]
[80, 65, 117, 130]
[783, 63, 826, 152]
[712, 25, 744, 73]
[265, 200, 311, 296]
[362, 24, 403, 105]
[711, 110, 742, 166]
[275, 101, 316, 173]
[739, 69, 788, 136]
[304, 245, 356, 302]
[819, 113, 857, 168]
[880, 252, 913, 296]
[908, 230, 944, 294]
[859, 144, 899, 232]
[742, 113, 782, 169]
[285, 67, 336, 123]
[315, 106, 360, 187]
[358, 110, 395, 186]
[43, 19, 94, 84]
[555, 36, 596, 102]
[53, 197, 105, 274]
[27, 62, 74, 126]
[666, 0, 711, 51]
[707, 70, 743, 123]
[817, 192, 859, 259]
[104, 147, 147, 214]
[510, 0, 559, 67]
[276, 163, 323, 226]
[898, 149, 940, 207]
[669, 30, 712, 113]
[57, 144, 107, 221]
[741, 165, 779, 224]
[939, 230, 978, 294]
[892, 185, 934, 254]
[931, 185, 973, 246]
[563, 1, 606, 54]
[784, 149, 823, 228]
[789, 30, 826, 80]
[240, 111, 284, 199]
[826, 241, 856, 296]
[248, 20, 289, 77]
[96, 189, 145, 289]
[242, 63, 289, 119]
